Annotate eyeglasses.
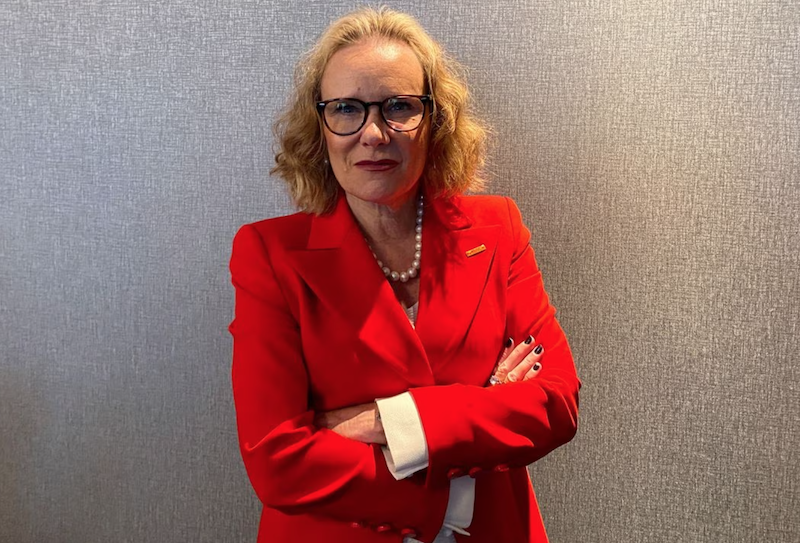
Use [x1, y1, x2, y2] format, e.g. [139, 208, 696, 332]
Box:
[316, 95, 432, 136]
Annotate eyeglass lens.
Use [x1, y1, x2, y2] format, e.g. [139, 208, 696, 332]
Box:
[323, 96, 425, 135]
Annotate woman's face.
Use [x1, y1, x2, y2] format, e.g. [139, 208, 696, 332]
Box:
[320, 39, 430, 209]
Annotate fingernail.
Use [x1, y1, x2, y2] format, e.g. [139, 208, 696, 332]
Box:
[534, 344, 543, 354]
[505, 337, 513, 348]
[507, 373, 517, 382]
[533, 363, 541, 371]
[524, 335, 533, 345]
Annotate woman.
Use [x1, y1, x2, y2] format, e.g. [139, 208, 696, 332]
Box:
[229, 7, 580, 543]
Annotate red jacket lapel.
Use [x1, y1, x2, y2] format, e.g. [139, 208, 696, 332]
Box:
[416, 195, 500, 371]
[290, 194, 434, 386]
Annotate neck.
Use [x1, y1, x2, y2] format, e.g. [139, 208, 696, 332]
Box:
[346, 191, 419, 244]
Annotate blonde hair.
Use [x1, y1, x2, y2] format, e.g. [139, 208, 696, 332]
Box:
[271, 6, 489, 214]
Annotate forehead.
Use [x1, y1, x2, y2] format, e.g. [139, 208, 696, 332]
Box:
[320, 39, 425, 100]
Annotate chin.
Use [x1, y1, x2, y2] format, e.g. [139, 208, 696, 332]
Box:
[342, 177, 420, 207]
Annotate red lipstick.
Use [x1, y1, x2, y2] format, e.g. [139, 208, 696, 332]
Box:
[355, 159, 399, 171]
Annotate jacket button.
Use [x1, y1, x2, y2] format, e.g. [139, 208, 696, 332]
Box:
[350, 521, 365, 528]
[493, 464, 509, 472]
[376, 523, 393, 533]
[447, 468, 465, 479]
[400, 528, 418, 538]
[468, 467, 482, 478]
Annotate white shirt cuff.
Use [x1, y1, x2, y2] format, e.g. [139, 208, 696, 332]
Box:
[376, 392, 428, 480]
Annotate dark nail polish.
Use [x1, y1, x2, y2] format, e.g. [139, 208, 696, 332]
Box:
[505, 337, 513, 348]
[524, 335, 533, 345]
[533, 363, 541, 371]
[534, 344, 543, 354]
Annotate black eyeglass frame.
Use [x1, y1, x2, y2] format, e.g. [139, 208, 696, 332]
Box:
[315, 94, 434, 136]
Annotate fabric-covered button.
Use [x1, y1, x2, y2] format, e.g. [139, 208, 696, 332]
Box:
[376, 523, 393, 533]
[468, 467, 482, 478]
[493, 464, 509, 472]
[400, 527, 418, 538]
[350, 521, 365, 529]
[447, 468, 465, 479]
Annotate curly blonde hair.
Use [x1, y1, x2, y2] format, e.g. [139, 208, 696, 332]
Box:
[271, 7, 489, 214]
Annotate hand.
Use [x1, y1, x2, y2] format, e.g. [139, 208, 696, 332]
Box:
[314, 402, 387, 445]
[489, 335, 544, 386]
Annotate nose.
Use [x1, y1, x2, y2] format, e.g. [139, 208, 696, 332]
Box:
[359, 105, 390, 146]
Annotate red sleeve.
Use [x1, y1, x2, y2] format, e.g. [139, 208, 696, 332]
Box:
[229, 224, 448, 540]
[409, 197, 581, 483]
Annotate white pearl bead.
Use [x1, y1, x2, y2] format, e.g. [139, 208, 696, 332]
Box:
[415, 225, 422, 233]
[415, 233, 422, 242]
[400, 272, 409, 282]
[408, 268, 417, 278]
[390, 271, 400, 281]
[412, 260, 420, 269]
[415, 242, 421, 250]
[414, 251, 421, 260]
[382, 266, 391, 276]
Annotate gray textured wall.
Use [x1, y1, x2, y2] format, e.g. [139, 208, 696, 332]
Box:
[2, 1, 798, 542]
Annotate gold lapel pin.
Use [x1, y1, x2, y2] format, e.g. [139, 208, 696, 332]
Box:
[465, 244, 487, 258]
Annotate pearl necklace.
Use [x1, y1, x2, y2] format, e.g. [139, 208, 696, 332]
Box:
[369, 194, 423, 283]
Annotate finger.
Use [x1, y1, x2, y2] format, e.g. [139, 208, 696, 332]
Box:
[493, 337, 515, 380]
[522, 361, 542, 381]
[499, 335, 537, 379]
[499, 337, 514, 362]
[507, 343, 543, 383]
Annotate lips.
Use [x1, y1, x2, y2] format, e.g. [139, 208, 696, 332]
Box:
[355, 159, 399, 171]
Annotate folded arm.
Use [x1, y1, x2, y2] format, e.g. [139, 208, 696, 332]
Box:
[316, 198, 578, 488]
[410, 197, 580, 483]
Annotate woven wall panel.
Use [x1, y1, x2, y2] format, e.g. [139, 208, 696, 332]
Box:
[1, 1, 797, 541]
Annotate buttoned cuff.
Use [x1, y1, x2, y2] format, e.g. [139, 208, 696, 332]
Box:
[376, 392, 428, 480]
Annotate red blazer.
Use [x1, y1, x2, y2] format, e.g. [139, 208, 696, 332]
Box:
[229, 191, 580, 543]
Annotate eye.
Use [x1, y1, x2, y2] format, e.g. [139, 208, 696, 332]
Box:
[385, 98, 414, 112]
[328, 100, 362, 116]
